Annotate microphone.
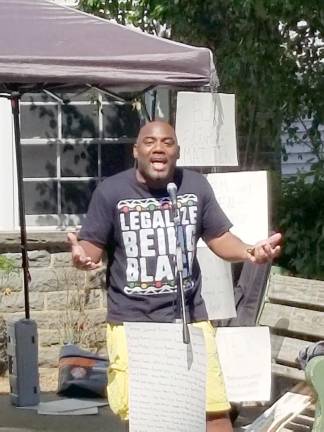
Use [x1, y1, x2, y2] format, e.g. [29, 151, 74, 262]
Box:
[167, 182, 178, 222]
[167, 182, 178, 206]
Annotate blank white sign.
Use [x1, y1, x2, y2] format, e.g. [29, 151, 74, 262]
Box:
[206, 171, 269, 245]
[216, 327, 271, 402]
[197, 247, 236, 320]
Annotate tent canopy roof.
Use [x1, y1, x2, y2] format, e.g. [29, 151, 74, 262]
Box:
[0, 0, 217, 94]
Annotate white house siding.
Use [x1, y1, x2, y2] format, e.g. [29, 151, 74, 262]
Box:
[0, 99, 17, 231]
[281, 119, 324, 176]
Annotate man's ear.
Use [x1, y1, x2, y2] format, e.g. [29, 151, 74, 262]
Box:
[177, 145, 180, 159]
[133, 144, 138, 160]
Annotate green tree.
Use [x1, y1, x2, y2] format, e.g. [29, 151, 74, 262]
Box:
[0, 255, 17, 375]
[277, 170, 324, 279]
[79, 0, 324, 278]
[79, 0, 323, 170]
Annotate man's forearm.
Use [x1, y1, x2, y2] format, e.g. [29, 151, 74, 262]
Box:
[205, 231, 251, 262]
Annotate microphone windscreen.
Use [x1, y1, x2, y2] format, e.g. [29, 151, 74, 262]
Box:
[167, 182, 178, 207]
[167, 182, 177, 196]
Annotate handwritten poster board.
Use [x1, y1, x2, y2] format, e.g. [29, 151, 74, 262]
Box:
[206, 171, 269, 245]
[216, 327, 271, 402]
[176, 92, 238, 167]
[197, 247, 236, 320]
[125, 323, 206, 432]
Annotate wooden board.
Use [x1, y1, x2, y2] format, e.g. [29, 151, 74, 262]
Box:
[281, 412, 314, 432]
[258, 303, 324, 339]
[271, 363, 305, 381]
[268, 274, 324, 308]
[270, 334, 313, 366]
[280, 405, 315, 431]
[254, 273, 322, 429]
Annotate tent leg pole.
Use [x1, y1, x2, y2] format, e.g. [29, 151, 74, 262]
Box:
[11, 93, 30, 320]
[151, 89, 157, 121]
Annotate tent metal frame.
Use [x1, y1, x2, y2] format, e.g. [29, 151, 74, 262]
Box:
[0, 0, 216, 340]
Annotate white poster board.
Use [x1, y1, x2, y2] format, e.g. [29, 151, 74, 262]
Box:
[216, 327, 271, 402]
[197, 247, 236, 320]
[125, 323, 207, 432]
[176, 92, 238, 167]
[206, 171, 269, 245]
[197, 171, 268, 319]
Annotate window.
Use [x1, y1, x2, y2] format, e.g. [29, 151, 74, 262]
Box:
[20, 90, 140, 228]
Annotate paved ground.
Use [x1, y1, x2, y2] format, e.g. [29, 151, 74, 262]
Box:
[0, 393, 127, 432]
[0, 393, 264, 432]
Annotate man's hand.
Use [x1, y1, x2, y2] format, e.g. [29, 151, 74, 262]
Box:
[67, 232, 102, 270]
[247, 232, 282, 264]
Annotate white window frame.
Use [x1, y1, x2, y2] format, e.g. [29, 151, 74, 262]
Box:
[20, 93, 138, 230]
[0, 89, 170, 232]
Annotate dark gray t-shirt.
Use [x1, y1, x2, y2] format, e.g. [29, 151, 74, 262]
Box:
[79, 168, 232, 323]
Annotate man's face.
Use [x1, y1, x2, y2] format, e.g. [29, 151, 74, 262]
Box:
[133, 121, 180, 187]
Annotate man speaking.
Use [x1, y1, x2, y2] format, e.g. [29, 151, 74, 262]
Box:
[69, 120, 281, 432]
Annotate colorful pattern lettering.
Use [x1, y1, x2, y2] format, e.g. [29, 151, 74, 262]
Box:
[118, 194, 198, 295]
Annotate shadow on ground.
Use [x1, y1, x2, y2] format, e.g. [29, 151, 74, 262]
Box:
[0, 393, 127, 432]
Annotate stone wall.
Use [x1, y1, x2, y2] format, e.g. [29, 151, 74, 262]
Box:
[0, 232, 108, 369]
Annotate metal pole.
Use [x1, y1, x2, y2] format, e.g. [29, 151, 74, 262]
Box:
[11, 93, 30, 320]
[151, 89, 157, 121]
[174, 215, 190, 344]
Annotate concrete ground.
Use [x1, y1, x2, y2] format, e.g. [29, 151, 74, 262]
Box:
[0, 393, 127, 432]
[0, 394, 263, 432]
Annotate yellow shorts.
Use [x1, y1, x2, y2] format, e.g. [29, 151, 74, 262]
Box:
[106, 321, 230, 420]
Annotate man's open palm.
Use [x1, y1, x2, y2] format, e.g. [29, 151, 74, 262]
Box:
[67, 232, 102, 270]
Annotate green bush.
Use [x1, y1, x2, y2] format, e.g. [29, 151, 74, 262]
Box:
[277, 171, 324, 280]
[0, 255, 17, 376]
[0, 256, 16, 273]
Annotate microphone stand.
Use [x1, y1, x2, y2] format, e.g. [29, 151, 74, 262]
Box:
[172, 206, 190, 345]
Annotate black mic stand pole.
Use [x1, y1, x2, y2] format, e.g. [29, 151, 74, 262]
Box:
[11, 93, 31, 319]
[173, 209, 190, 344]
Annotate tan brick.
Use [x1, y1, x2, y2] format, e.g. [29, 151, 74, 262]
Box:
[38, 345, 61, 368]
[0, 292, 45, 313]
[28, 250, 51, 267]
[38, 329, 61, 347]
[0, 270, 22, 293]
[51, 252, 72, 267]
